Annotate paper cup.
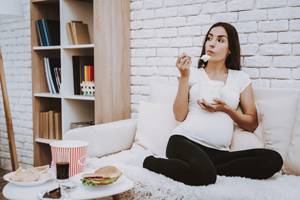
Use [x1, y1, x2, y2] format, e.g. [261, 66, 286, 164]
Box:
[50, 140, 88, 177]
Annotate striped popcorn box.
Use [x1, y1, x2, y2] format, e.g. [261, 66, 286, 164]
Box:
[50, 140, 88, 177]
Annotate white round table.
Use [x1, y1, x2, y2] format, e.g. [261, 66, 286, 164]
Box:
[3, 175, 134, 200]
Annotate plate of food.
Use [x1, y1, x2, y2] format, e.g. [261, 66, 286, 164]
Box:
[3, 165, 55, 186]
[73, 165, 122, 186]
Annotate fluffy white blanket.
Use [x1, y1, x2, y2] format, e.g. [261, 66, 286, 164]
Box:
[88, 144, 300, 200]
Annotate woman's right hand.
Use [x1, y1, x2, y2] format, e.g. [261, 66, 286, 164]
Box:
[176, 53, 192, 78]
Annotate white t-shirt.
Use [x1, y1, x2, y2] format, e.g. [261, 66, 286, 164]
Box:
[173, 67, 251, 150]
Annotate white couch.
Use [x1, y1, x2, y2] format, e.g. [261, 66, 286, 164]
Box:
[65, 82, 300, 200]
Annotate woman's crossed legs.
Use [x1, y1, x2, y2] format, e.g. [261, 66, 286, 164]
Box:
[143, 135, 283, 186]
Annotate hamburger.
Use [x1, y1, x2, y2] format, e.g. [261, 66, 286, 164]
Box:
[81, 166, 122, 186]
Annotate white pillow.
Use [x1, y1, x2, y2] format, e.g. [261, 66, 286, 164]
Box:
[64, 119, 137, 157]
[149, 81, 178, 104]
[285, 98, 300, 175]
[257, 95, 298, 162]
[230, 127, 264, 151]
[135, 101, 177, 157]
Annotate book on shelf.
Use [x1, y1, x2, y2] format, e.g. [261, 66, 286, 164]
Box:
[35, 19, 60, 46]
[39, 110, 61, 140]
[72, 56, 94, 95]
[39, 111, 49, 139]
[54, 67, 61, 92]
[66, 21, 91, 45]
[81, 65, 95, 96]
[54, 112, 62, 140]
[39, 112, 45, 138]
[48, 111, 54, 139]
[45, 112, 49, 138]
[43, 57, 61, 94]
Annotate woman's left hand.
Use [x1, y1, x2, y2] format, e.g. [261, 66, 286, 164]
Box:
[197, 98, 229, 113]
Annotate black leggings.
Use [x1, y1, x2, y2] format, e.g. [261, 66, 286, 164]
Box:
[143, 135, 283, 186]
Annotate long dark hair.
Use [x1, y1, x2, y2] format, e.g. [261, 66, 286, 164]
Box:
[198, 22, 241, 70]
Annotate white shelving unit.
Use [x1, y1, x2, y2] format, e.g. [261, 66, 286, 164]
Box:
[31, 0, 130, 166]
[31, 0, 95, 166]
[32, 0, 95, 135]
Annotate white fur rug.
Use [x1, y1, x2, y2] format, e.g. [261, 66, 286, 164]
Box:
[88, 144, 300, 200]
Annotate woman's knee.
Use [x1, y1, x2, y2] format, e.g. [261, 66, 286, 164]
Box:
[259, 149, 283, 177]
[267, 150, 283, 172]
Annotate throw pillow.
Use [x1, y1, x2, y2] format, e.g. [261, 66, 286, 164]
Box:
[285, 97, 300, 175]
[230, 127, 264, 151]
[257, 95, 298, 162]
[149, 81, 178, 104]
[135, 101, 177, 157]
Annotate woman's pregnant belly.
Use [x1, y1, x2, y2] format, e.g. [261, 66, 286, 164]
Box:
[174, 110, 234, 149]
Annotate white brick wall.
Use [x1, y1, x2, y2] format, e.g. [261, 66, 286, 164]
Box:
[130, 0, 300, 116]
[0, 0, 300, 169]
[0, 0, 32, 169]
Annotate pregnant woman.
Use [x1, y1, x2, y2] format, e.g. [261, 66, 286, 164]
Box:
[143, 22, 283, 186]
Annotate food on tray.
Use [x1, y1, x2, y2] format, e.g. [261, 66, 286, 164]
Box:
[200, 54, 211, 62]
[9, 165, 49, 182]
[33, 165, 49, 173]
[81, 166, 122, 186]
[43, 187, 61, 199]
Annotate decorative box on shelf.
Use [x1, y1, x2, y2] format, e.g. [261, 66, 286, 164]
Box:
[80, 81, 95, 96]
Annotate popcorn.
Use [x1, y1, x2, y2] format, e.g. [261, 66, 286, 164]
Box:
[200, 54, 211, 62]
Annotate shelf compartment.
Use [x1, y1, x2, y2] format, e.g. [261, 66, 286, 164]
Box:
[34, 98, 61, 138]
[61, 0, 94, 46]
[31, 0, 60, 47]
[33, 98, 61, 166]
[34, 143, 52, 166]
[32, 51, 61, 94]
[61, 48, 94, 97]
[61, 99, 94, 134]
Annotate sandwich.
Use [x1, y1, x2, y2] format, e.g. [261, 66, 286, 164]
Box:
[81, 166, 122, 186]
